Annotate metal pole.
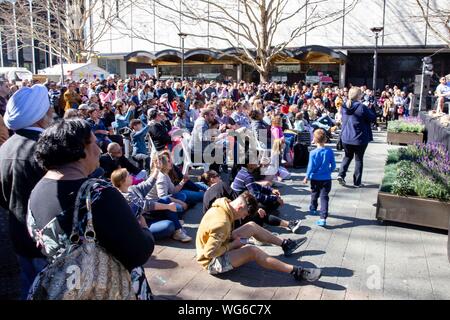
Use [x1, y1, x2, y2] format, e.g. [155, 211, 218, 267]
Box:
[130, 1, 133, 51]
[372, 32, 379, 92]
[341, 0, 346, 46]
[181, 37, 184, 80]
[419, 61, 425, 112]
[47, 0, 53, 67]
[65, 0, 70, 56]
[89, 0, 94, 56]
[57, 9, 64, 83]
[12, 2, 20, 67]
[153, 0, 156, 51]
[0, 27, 4, 67]
[29, 0, 36, 74]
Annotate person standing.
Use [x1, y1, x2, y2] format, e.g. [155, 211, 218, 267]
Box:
[303, 129, 336, 227]
[337, 87, 376, 188]
[0, 85, 54, 299]
[0, 79, 10, 116]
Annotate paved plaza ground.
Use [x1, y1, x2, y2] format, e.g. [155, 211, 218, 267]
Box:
[143, 131, 450, 300]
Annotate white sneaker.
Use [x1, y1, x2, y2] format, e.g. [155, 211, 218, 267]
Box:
[172, 229, 192, 243]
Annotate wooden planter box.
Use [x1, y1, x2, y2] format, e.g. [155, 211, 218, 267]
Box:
[376, 192, 450, 231]
[386, 131, 424, 145]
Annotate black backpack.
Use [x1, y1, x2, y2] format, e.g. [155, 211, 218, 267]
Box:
[293, 143, 309, 168]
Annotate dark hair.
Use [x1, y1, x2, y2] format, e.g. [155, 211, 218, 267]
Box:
[35, 119, 93, 170]
[239, 191, 259, 217]
[130, 119, 142, 128]
[249, 109, 262, 120]
[199, 170, 219, 185]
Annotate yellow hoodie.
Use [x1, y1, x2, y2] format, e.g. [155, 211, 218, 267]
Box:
[196, 198, 236, 268]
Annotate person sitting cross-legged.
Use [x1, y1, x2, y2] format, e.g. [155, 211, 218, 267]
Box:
[111, 167, 191, 243]
[196, 192, 321, 282]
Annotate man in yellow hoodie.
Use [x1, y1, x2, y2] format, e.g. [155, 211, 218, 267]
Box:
[196, 191, 321, 282]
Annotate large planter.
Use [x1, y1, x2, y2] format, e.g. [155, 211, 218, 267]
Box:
[376, 192, 450, 231]
[387, 131, 424, 145]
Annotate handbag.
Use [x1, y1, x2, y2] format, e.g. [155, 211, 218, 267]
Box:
[28, 179, 136, 300]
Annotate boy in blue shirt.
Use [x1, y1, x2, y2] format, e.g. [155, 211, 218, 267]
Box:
[303, 129, 336, 227]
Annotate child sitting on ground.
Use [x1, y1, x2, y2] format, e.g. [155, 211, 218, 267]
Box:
[303, 129, 336, 227]
[111, 165, 192, 242]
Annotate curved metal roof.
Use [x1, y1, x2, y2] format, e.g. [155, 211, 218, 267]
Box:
[184, 48, 221, 60]
[154, 49, 183, 60]
[124, 50, 156, 61]
[292, 45, 347, 62]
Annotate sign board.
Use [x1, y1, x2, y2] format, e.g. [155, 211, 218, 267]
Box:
[223, 64, 234, 70]
[136, 68, 156, 76]
[305, 75, 320, 84]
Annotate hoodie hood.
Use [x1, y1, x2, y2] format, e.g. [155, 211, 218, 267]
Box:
[211, 197, 236, 222]
[343, 101, 361, 115]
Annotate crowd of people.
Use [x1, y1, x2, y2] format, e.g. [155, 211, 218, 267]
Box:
[0, 71, 397, 300]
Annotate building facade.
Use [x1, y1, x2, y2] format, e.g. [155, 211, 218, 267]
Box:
[1, 0, 448, 88]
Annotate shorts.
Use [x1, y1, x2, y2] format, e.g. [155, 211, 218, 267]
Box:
[207, 252, 234, 275]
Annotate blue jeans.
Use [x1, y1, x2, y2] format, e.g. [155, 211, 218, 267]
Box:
[17, 255, 47, 300]
[149, 220, 176, 240]
[179, 189, 204, 205]
[158, 195, 186, 218]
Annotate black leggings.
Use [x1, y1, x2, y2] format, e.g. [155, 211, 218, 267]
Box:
[234, 210, 283, 229]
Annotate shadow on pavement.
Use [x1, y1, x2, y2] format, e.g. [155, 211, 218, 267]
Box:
[144, 257, 179, 269]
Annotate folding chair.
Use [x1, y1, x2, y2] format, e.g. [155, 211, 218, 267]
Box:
[181, 132, 210, 175]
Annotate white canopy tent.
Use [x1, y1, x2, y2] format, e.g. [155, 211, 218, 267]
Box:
[38, 63, 110, 82]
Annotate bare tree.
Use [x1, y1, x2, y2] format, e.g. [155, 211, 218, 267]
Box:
[120, 0, 358, 82]
[0, 0, 121, 64]
[415, 0, 450, 47]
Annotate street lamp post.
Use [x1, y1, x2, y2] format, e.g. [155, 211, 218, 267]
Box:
[47, 0, 52, 67]
[29, 0, 36, 74]
[0, 26, 4, 67]
[370, 27, 383, 95]
[178, 32, 187, 81]
[10, 0, 20, 67]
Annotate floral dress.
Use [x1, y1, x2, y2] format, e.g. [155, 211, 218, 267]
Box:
[26, 179, 153, 300]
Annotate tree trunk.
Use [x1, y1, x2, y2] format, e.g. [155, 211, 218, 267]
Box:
[259, 70, 269, 83]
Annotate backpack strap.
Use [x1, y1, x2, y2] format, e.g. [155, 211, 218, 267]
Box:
[69, 179, 100, 245]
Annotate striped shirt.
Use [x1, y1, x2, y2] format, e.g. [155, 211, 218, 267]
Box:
[231, 167, 277, 204]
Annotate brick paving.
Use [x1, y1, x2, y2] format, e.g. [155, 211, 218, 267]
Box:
[144, 131, 450, 300]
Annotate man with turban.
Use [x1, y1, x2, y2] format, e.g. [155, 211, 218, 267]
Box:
[0, 84, 54, 299]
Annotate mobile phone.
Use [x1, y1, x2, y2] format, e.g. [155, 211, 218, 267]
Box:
[240, 238, 250, 245]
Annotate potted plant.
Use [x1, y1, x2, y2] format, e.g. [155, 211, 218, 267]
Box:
[386, 117, 425, 145]
[377, 143, 450, 230]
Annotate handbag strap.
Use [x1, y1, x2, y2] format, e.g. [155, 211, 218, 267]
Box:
[70, 179, 100, 244]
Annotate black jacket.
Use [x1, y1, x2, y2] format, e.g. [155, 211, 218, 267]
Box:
[0, 129, 46, 258]
[202, 181, 239, 215]
[99, 153, 141, 179]
[148, 121, 171, 151]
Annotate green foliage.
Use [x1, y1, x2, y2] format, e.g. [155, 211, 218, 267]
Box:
[412, 177, 450, 201]
[387, 120, 425, 133]
[380, 163, 397, 193]
[391, 161, 417, 197]
[381, 153, 450, 201]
